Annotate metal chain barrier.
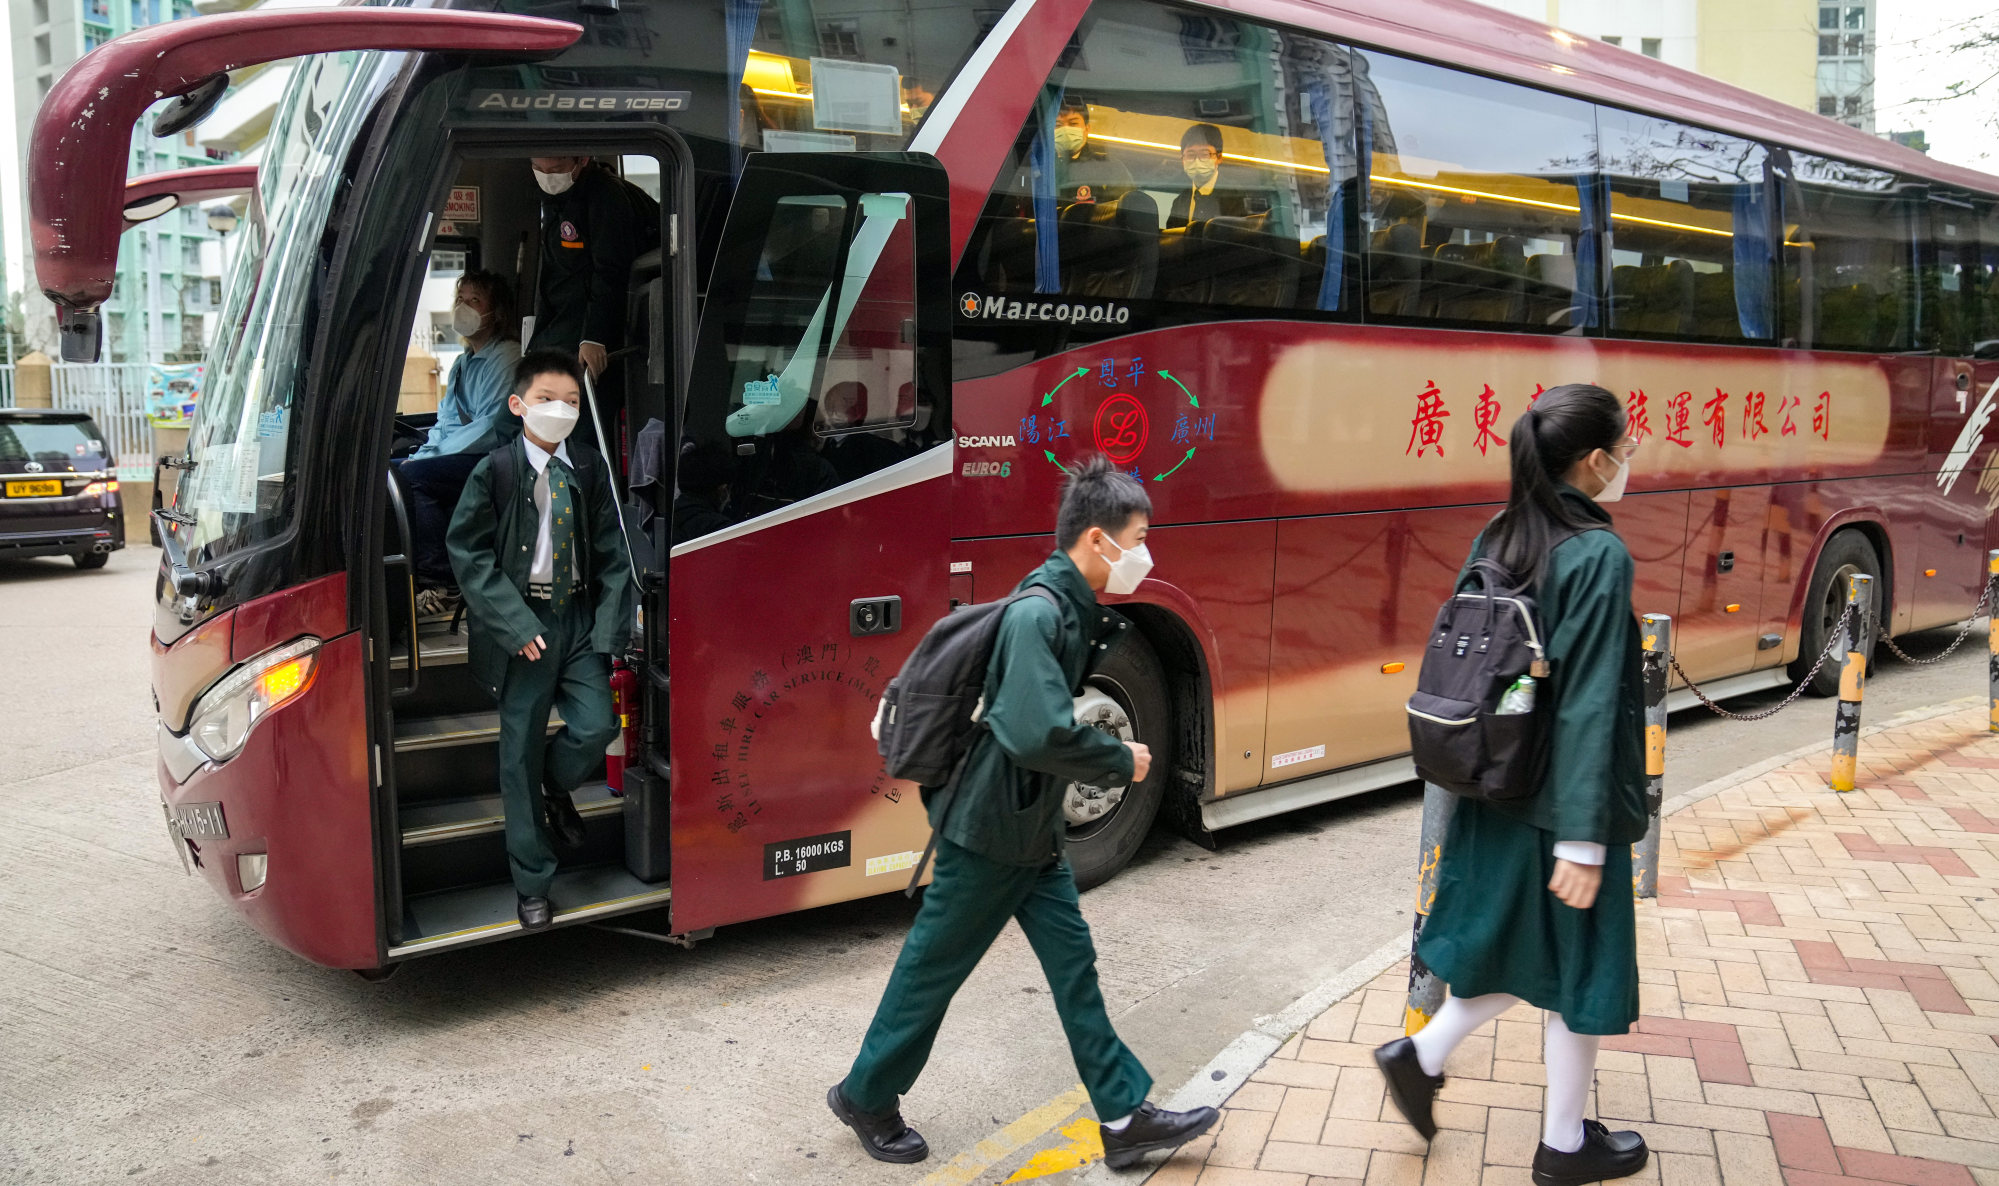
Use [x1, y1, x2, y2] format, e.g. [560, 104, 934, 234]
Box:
[1879, 580, 1994, 666]
[1668, 602, 1854, 723]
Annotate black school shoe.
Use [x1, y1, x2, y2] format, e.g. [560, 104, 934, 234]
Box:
[517, 895, 552, 931]
[1531, 1120, 1648, 1186]
[826, 1083, 928, 1163]
[1374, 1037, 1443, 1140]
[542, 776, 589, 851]
[1099, 1102, 1220, 1169]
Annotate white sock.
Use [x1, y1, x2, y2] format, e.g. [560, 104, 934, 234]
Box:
[1101, 1113, 1131, 1132]
[1541, 1013, 1601, 1154]
[1408, 991, 1520, 1077]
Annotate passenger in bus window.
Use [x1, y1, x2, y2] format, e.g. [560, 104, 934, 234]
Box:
[393, 270, 523, 621]
[1373, 386, 1650, 1185]
[669, 443, 734, 545]
[527, 156, 657, 379]
[445, 351, 634, 933]
[1165, 123, 1250, 230]
[1051, 99, 1131, 206]
[829, 456, 1219, 1169]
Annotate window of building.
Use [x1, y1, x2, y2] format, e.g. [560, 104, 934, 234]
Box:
[1843, 33, 1865, 57]
[1819, 5, 1839, 28]
[1601, 35, 1623, 46]
[1641, 38, 1662, 58]
[960, 0, 1364, 317]
[1819, 34, 1839, 57]
[1844, 5, 1865, 29]
[34, 34, 50, 67]
[817, 21, 860, 58]
[83, 32, 104, 51]
[1356, 46, 1600, 331]
[1779, 153, 1918, 351]
[1842, 94, 1862, 118]
[1599, 111, 1774, 343]
[1818, 96, 1838, 116]
[31, 0, 48, 24]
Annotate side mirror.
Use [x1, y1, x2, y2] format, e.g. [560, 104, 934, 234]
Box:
[1974, 340, 1999, 361]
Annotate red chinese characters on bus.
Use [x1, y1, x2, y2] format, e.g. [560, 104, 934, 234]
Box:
[1777, 394, 1801, 436]
[1812, 390, 1832, 441]
[1472, 385, 1506, 457]
[1626, 390, 1653, 445]
[1665, 390, 1694, 448]
[1408, 380, 1450, 458]
[1742, 391, 1769, 442]
[1702, 389, 1729, 448]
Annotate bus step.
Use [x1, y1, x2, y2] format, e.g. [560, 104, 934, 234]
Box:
[389, 630, 471, 671]
[393, 710, 564, 752]
[390, 865, 672, 960]
[400, 781, 619, 847]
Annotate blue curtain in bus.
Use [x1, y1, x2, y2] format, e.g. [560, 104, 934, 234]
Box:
[1030, 91, 1062, 293]
[1732, 182, 1775, 339]
[1304, 76, 1345, 311]
[1575, 172, 1604, 329]
[726, 0, 763, 173]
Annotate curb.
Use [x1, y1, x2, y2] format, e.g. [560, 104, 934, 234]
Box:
[1083, 694, 1987, 1183]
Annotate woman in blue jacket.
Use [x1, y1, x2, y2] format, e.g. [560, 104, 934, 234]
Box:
[1374, 384, 1649, 1186]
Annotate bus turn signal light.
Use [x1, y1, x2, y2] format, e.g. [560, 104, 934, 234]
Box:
[185, 638, 321, 763]
[1725, 604, 1741, 613]
[1925, 569, 1938, 577]
[1381, 662, 1405, 674]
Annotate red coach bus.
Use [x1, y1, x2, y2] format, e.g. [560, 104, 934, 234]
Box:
[32, 0, 1999, 971]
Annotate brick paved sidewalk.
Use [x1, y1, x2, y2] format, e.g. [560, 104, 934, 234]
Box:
[1148, 705, 1999, 1186]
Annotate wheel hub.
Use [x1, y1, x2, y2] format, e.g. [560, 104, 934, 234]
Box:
[1064, 687, 1133, 827]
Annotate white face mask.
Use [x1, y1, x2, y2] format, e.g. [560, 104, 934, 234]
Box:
[1593, 450, 1629, 504]
[521, 399, 579, 444]
[1052, 125, 1086, 158]
[1100, 534, 1154, 596]
[1184, 158, 1218, 188]
[451, 302, 485, 338]
[534, 167, 577, 196]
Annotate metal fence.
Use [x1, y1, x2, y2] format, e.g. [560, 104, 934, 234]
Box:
[51, 364, 154, 481]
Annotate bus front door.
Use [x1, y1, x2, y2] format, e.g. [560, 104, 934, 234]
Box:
[668, 153, 954, 935]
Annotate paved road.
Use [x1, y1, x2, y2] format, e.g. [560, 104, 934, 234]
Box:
[0, 546, 1986, 1184]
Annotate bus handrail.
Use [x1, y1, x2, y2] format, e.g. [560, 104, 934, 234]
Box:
[29, 7, 582, 358]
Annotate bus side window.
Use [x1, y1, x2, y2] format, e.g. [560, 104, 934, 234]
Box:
[1355, 48, 1601, 334]
[1976, 202, 1999, 352]
[1780, 155, 1921, 353]
[1597, 112, 1775, 345]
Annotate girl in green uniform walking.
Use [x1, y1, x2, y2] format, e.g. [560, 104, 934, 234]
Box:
[1374, 384, 1650, 1186]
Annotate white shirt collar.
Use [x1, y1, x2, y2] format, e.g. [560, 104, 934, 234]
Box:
[522, 436, 572, 474]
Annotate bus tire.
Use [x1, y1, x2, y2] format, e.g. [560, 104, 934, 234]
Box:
[1064, 632, 1173, 892]
[1793, 530, 1883, 697]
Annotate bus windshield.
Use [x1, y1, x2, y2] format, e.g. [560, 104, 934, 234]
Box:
[176, 51, 390, 563]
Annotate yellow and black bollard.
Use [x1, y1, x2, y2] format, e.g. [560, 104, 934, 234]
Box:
[1988, 551, 1999, 734]
[1632, 615, 1671, 898]
[1829, 573, 1874, 793]
[1403, 783, 1457, 1034]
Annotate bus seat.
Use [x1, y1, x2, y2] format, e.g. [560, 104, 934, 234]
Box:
[975, 211, 1037, 292]
[1297, 235, 1328, 311]
[1201, 215, 1301, 309]
[1524, 253, 1578, 327]
[1058, 192, 1158, 300]
[1691, 269, 1743, 340]
[1620, 261, 1695, 335]
[1367, 222, 1425, 316]
[1156, 221, 1209, 305]
[1428, 237, 1527, 323]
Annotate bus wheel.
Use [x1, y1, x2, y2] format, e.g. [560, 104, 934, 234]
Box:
[1064, 633, 1173, 892]
[1793, 531, 1882, 697]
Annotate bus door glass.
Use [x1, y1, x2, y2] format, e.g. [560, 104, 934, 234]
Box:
[1923, 192, 1991, 628]
[671, 153, 951, 934]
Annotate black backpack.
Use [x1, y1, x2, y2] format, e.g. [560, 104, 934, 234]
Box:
[1404, 536, 1591, 802]
[875, 586, 1057, 892]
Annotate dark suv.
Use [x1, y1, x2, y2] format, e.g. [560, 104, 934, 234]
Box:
[0, 409, 126, 569]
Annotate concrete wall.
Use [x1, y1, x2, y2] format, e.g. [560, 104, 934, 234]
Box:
[1696, 0, 1819, 112]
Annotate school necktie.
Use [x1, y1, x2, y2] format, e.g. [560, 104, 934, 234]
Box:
[548, 456, 573, 615]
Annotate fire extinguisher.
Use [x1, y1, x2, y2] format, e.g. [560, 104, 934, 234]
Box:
[607, 661, 640, 796]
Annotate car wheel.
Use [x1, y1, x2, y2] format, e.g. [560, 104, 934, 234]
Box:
[1063, 631, 1174, 892]
[1791, 531, 1882, 697]
[73, 551, 109, 570]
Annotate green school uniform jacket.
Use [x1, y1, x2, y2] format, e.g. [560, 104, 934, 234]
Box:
[1465, 486, 1648, 846]
[933, 551, 1138, 866]
[444, 438, 634, 698]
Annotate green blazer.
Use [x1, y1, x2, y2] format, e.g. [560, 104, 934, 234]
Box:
[444, 438, 634, 698]
[933, 551, 1137, 866]
[1462, 487, 1647, 846]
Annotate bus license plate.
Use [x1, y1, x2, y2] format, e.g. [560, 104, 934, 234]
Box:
[4, 479, 61, 498]
[171, 801, 229, 840]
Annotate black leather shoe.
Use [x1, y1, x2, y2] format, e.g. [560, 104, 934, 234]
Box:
[1531, 1120, 1648, 1186]
[517, 895, 552, 931]
[1374, 1037, 1443, 1140]
[1099, 1102, 1220, 1170]
[542, 776, 588, 851]
[826, 1083, 928, 1163]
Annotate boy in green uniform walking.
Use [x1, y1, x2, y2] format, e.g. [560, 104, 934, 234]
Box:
[827, 456, 1217, 1169]
[446, 351, 632, 932]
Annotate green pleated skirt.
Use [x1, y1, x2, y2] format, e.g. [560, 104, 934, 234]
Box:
[1414, 799, 1640, 1035]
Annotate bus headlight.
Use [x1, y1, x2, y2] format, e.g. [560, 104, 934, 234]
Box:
[186, 638, 320, 763]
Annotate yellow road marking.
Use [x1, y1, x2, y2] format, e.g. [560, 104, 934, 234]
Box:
[918, 1085, 1089, 1186]
[1004, 1116, 1104, 1181]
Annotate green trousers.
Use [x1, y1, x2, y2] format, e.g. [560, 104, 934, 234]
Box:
[496, 596, 616, 899]
[843, 837, 1152, 1121]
